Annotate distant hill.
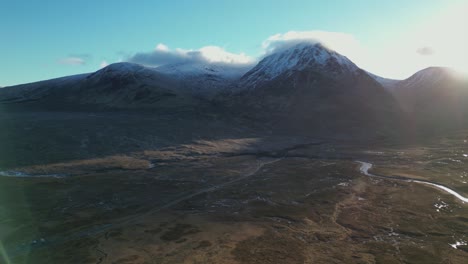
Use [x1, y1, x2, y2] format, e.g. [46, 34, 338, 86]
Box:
[371, 67, 468, 135]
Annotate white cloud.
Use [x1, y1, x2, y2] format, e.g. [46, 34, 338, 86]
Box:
[198, 46, 252, 64]
[57, 57, 85, 65]
[261, 30, 363, 58]
[129, 43, 254, 67]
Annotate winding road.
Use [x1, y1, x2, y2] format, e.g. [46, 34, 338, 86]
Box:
[357, 161, 468, 204]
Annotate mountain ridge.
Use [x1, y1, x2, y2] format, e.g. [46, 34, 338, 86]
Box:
[1, 42, 465, 138]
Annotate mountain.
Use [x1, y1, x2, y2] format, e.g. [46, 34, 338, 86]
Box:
[229, 43, 402, 138]
[156, 62, 251, 97]
[0, 43, 400, 136]
[0, 42, 406, 139]
[67, 63, 197, 109]
[0, 57, 235, 110]
[0, 73, 89, 105]
[383, 67, 468, 133]
[0, 61, 254, 111]
[239, 43, 359, 89]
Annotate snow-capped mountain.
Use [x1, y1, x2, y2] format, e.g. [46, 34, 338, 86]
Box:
[0, 42, 404, 137]
[240, 43, 360, 89]
[157, 62, 251, 79]
[156, 62, 252, 97]
[0, 61, 251, 109]
[228, 42, 402, 138]
[1, 41, 466, 138]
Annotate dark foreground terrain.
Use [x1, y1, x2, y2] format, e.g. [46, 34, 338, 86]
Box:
[1, 111, 467, 264]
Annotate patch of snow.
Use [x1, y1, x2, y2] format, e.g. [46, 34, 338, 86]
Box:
[449, 240, 467, 249]
[434, 200, 449, 212]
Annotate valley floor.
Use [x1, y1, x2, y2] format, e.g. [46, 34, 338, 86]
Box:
[0, 111, 467, 264]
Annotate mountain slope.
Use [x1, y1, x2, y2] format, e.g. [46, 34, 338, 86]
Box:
[0, 63, 210, 110]
[0, 73, 89, 105]
[387, 67, 468, 133]
[228, 43, 403, 138]
[0, 62, 254, 110]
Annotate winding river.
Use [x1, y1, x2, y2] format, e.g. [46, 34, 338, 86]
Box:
[357, 161, 468, 204]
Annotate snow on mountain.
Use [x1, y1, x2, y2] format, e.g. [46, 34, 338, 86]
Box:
[240, 42, 360, 88]
[87, 62, 161, 82]
[156, 62, 253, 97]
[156, 62, 251, 79]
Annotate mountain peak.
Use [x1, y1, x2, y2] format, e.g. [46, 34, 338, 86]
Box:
[411, 67, 455, 79]
[401, 67, 459, 89]
[240, 42, 359, 88]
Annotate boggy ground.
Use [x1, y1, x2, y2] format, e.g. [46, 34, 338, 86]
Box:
[1, 144, 467, 263]
[1, 112, 468, 264]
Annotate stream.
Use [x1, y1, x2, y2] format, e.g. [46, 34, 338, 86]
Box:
[357, 161, 468, 204]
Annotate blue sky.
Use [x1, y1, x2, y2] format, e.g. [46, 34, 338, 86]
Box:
[1, 0, 466, 86]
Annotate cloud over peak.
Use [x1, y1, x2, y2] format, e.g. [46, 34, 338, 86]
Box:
[261, 31, 362, 58]
[126, 31, 362, 71]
